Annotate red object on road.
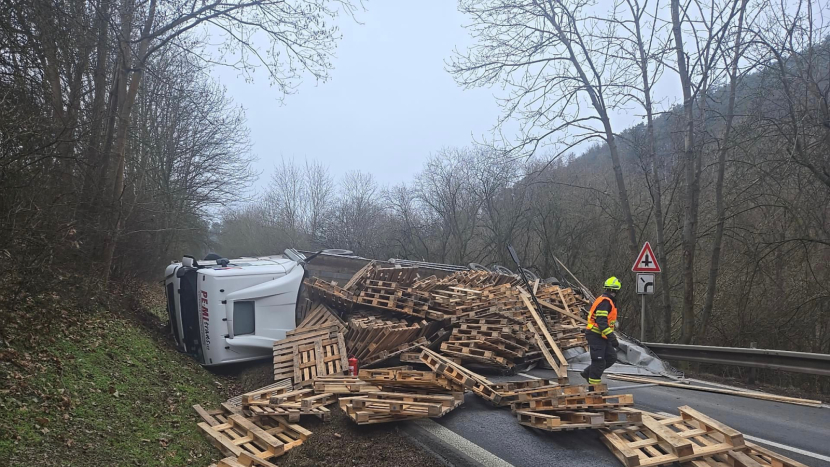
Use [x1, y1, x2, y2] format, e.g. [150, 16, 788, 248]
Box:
[348, 356, 359, 376]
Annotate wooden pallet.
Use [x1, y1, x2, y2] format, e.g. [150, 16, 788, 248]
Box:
[512, 383, 608, 402]
[359, 368, 466, 393]
[305, 277, 357, 310]
[512, 393, 633, 411]
[291, 302, 346, 335]
[273, 328, 346, 383]
[399, 350, 423, 363]
[362, 338, 428, 367]
[601, 406, 745, 467]
[517, 408, 642, 432]
[241, 386, 290, 407]
[235, 386, 320, 422]
[683, 441, 810, 467]
[291, 331, 348, 386]
[491, 379, 553, 392]
[195, 407, 310, 461]
[419, 348, 503, 404]
[312, 376, 381, 395]
[341, 390, 463, 425]
[213, 452, 279, 467]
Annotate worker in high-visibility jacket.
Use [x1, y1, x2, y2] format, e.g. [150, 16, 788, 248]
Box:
[580, 277, 621, 384]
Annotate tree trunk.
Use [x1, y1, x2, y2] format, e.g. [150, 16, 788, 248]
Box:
[101, 0, 158, 284]
[671, 0, 698, 344]
[79, 0, 112, 211]
[700, 0, 749, 340]
[630, 2, 674, 342]
[539, 5, 639, 258]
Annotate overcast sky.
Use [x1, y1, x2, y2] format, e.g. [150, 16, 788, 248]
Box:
[213, 1, 681, 193]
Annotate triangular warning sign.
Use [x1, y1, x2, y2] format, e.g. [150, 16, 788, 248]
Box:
[632, 242, 661, 272]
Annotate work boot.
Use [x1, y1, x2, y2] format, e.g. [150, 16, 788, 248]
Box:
[580, 369, 589, 382]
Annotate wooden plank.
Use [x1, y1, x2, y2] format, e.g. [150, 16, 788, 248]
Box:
[600, 429, 642, 467]
[521, 294, 568, 377]
[336, 332, 349, 370]
[607, 375, 822, 407]
[314, 339, 326, 378]
[218, 453, 280, 467]
[527, 321, 560, 375]
[642, 414, 695, 458]
[678, 406, 744, 446]
[538, 297, 587, 324]
[194, 404, 220, 426]
[198, 422, 244, 457]
[737, 441, 812, 467]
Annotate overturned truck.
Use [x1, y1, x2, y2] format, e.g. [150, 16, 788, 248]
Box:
[163, 249, 579, 365]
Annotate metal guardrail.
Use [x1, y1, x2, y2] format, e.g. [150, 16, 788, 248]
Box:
[642, 343, 830, 377]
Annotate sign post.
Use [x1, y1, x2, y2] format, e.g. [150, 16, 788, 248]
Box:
[632, 242, 661, 342]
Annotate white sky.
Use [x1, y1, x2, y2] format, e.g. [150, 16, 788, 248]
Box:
[212, 1, 682, 192]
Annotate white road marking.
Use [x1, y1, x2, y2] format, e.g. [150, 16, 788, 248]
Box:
[517, 372, 540, 380]
[655, 412, 830, 463]
[411, 419, 515, 467]
[744, 435, 830, 463]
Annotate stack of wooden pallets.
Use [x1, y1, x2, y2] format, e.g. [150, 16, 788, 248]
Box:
[287, 264, 588, 383]
[345, 311, 441, 367]
[339, 366, 465, 424]
[440, 316, 537, 370]
[339, 391, 463, 425]
[508, 382, 641, 432]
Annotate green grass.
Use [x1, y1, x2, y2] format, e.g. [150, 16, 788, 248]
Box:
[0, 304, 227, 466]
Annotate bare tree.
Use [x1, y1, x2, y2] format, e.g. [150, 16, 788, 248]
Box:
[603, 0, 675, 340]
[304, 160, 335, 247]
[100, 0, 359, 282]
[699, 0, 751, 340]
[450, 0, 641, 258]
[669, 0, 743, 343]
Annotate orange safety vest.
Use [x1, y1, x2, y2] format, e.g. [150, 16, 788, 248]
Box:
[586, 295, 618, 338]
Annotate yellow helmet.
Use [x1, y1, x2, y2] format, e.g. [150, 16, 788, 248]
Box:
[604, 276, 621, 290]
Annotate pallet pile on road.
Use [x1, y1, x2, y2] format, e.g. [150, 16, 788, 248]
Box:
[601, 406, 810, 467]
[507, 381, 641, 432]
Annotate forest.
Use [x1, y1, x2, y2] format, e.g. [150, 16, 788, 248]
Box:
[1, 0, 829, 370]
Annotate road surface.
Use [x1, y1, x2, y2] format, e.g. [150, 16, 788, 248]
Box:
[404, 368, 829, 467]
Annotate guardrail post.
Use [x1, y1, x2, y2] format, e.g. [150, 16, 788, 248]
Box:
[748, 342, 757, 384]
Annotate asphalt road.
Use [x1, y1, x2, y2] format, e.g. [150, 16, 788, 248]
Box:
[405, 368, 829, 467]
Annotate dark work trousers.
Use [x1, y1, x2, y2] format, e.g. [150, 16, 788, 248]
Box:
[586, 331, 617, 381]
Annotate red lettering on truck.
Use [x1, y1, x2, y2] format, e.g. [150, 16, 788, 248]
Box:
[200, 290, 210, 350]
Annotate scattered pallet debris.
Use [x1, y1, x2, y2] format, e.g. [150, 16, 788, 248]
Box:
[195, 404, 311, 462]
[601, 406, 750, 467]
[194, 264, 803, 467]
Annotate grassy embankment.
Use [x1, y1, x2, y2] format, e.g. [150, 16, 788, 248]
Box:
[0, 277, 444, 467]
[0, 279, 231, 466]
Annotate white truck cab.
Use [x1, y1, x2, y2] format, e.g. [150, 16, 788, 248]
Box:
[164, 254, 305, 366]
